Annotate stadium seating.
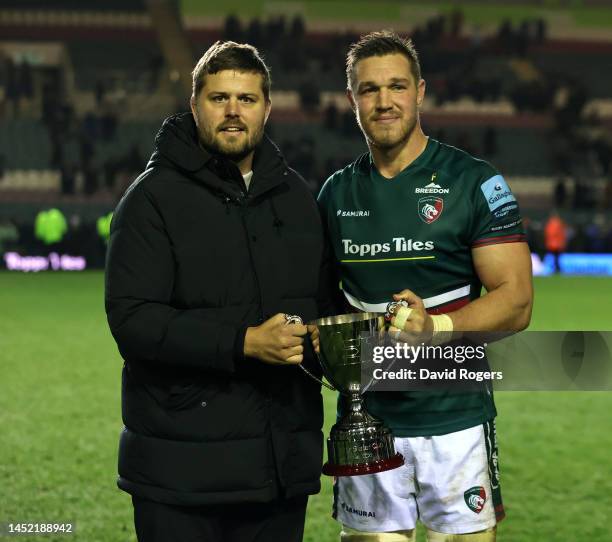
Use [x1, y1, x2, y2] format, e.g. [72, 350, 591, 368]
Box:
[1, 2, 610, 221]
[0, 169, 60, 191]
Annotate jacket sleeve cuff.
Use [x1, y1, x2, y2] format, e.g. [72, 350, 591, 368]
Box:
[233, 325, 249, 363]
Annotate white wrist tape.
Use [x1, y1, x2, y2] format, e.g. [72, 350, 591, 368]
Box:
[430, 313, 454, 345]
[391, 306, 412, 330]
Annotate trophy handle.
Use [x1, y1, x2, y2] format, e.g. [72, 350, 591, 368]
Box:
[299, 364, 336, 391]
[284, 313, 336, 391]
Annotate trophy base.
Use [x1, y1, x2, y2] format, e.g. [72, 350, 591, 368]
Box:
[322, 453, 404, 477]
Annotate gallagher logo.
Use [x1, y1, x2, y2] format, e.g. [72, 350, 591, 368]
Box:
[464, 486, 487, 514]
[418, 197, 443, 224]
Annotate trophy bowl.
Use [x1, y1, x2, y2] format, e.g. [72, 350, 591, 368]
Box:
[309, 312, 404, 476]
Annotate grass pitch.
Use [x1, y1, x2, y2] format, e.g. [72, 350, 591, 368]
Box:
[1, 274, 611, 541]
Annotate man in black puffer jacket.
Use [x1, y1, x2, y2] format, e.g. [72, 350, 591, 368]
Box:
[105, 41, 338, 542]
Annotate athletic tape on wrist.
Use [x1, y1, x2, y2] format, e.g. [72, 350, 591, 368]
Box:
[392, 306, 412, 330]
[430, 313, 453, 345]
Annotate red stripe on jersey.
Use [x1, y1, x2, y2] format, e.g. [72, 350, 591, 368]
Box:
[427, 296, 470, 315]
[495, 503, 506, 523]
[472, 234, 526, 248]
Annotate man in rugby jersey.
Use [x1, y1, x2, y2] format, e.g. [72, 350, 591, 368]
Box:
[318, 31, 533, 542]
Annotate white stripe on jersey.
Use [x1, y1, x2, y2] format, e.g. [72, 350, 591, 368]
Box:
[343, 284, 471, 312]
[421, 285, 471, 309]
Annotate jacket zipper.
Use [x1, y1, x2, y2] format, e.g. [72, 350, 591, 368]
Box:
[238, 196, 265, 323]
[240, 194, 279, 489]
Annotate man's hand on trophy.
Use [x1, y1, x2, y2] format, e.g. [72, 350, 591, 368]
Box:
[307, 325, 320, 354]
[244, 313, 307, 365]
[391, 289, 456, 345]
[390, 289, 433, 341]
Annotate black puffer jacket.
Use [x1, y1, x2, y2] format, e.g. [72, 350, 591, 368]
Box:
[105, 113, 336, 506]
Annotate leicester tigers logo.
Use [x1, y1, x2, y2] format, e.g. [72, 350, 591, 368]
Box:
[464, 486, 487, 514]
[418, 197, 444, 224]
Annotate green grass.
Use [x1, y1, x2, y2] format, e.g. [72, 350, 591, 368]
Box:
[1, 273, 612, 540]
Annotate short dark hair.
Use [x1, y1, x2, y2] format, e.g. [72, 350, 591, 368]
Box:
[346, 30, 421, 90]
[192, 41, 271, 100]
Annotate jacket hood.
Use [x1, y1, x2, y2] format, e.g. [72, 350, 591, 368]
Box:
[148, 112, 289, 198]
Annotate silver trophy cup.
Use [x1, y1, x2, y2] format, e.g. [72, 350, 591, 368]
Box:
[308, 312, 404, 476]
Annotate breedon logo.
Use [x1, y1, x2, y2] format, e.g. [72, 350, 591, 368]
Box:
[415, 182, 450, 194]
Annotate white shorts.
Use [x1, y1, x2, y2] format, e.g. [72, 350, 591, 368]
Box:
[332, 420, 504, 535]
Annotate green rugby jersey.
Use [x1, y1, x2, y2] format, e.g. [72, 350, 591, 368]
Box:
[318, 138, 526, 437]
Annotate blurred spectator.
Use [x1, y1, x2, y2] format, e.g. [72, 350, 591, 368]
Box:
[5, 56, 19, 113]
[82, 112, 99, 141]
[516, 20, 530, 56]
[247, 18, 263, 48]
[299, 79, 320, 113]
[0, 218, 19, 254]
[554, 178, 567, 208]
[60, 164, 76, 195]
[95, 79, 106, 107]
[456, 132, 477, 156]
[604, 222, 612, 252]
[482, 127, 498, 159]
[324, 103, 339, 131]
[585, 214, 606, 252]
[450, 9, 464, 37]
[290, 15, 305, 41]
[567, 223, 587, 252]
[604, 179, 612, 210]
[433, 129, 447, 144]
[223, 14, 242, 41]
[535, 18, 547, 43]
[341, 109, 359, 137]
[100, 110, 118, 140]
[125, 144, 145, 174]
[554, 79, 587, 130]
[572, 178, 595, 209]
[291, 136, 316, 181]
[83, 167, 98, 196]
[17, 59, 33, 101]
[148, 53, 164, 92]
[265, 16, 286, 48]
[544, 211, 567, 272]
[80, 138, 95, 171]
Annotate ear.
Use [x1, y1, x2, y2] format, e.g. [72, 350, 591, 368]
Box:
[190, 95, 198, 123]
[264, 99, 272, 124]
[416, 79, 426, 108]
[346, 88, 356, 112]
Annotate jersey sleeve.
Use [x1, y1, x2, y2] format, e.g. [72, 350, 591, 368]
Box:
[470, 170, 526, 248]
[317, 174, 335, 228]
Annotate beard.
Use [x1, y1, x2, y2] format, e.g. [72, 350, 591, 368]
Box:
[359, 113, 417, 151]
[196, 118, 265, 163]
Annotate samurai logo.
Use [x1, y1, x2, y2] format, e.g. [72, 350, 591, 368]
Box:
[418, 197, 444, 224]
[464, 486, 487, 514]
